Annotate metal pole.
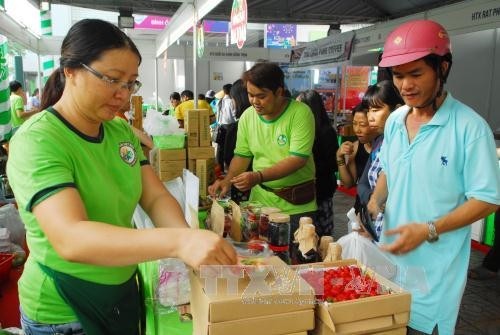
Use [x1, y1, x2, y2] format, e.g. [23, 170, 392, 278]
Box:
[155, 57, 159, 111]
[192, 3, 198, 109]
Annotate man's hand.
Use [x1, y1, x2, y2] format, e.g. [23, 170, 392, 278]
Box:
[230, 171, 260, 192]
[380, 222, 429, 254]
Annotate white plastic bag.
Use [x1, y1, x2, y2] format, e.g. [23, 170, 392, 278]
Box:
[0, 204, 25, 246]
[337, 232, 397, 279]
[156, 258, 190, 307]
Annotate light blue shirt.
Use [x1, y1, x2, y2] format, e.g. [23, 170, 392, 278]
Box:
[379, 94, 500, 334]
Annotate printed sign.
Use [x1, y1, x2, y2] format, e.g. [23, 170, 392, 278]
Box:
[230, 0, 247, 49]
[289, 31, 355, 67]
[266, 24, 297, 49]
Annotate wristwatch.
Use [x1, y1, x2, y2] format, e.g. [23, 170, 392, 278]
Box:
[426, 221, 439, 243]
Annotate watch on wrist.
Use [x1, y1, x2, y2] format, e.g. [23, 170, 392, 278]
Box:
[426, 221, 439, 243]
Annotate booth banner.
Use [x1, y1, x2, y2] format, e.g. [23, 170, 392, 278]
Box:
[230, 0, 247, 49]
[41, 9, 54, 85]
[0, 35, 12, 142]
[289, 31, 355, 67]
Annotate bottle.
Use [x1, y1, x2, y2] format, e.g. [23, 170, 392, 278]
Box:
[268, 213, 291, 264]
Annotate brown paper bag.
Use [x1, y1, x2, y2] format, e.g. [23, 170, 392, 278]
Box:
[229, 200, 242, 242]
[210, 200, 225, 236]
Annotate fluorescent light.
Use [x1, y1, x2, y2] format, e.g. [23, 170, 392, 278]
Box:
[41, 1, 50, 11]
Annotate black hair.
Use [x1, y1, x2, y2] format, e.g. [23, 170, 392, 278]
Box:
[43, 19, 142, 108]
[181, 90, 194, 100]
[32, 88, 39, 96]
[40, 70, 64, 111]
[352, 101, 368, 115]
[170, 92, 180, 100]
[9, 81, 22, 93]
[198, 93, 206, 100]
[241, 62, 284, 93]
[222, 83, 233, 95]
[230, 79, 250, 119]
[296, 90, 330, 137]
[363, 80, 403, 112]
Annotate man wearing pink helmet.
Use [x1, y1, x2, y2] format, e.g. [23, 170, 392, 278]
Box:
[368, 19, 500, 334]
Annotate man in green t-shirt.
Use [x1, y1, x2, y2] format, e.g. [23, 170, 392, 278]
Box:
[208, 62, 317, 243]
[9, 81, 39, 132]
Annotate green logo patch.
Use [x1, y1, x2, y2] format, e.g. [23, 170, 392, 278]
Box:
[119, 142, 137, 166]
[277, 134, 288, 146]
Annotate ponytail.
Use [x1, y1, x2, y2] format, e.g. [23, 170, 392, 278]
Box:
[40, 68, 65, 111]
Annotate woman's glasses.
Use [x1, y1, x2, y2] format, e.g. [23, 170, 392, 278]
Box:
[80, 63, 142, 94]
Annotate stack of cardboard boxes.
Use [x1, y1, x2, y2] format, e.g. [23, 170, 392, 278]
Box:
[190, 257, 316, 335]
[185, 109, 216, 198]
[150, 109, 216, 199]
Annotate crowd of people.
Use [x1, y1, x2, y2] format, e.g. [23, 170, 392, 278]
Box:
[3, 17, 499, 335]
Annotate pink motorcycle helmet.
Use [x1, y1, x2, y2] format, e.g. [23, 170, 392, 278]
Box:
[379, 20, 451, 67]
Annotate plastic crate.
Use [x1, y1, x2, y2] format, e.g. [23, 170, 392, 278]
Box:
[0, 253, 14, 283]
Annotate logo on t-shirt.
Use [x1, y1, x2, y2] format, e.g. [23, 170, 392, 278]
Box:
[119, 142, 137, 166]
[277, 134, 288, 146]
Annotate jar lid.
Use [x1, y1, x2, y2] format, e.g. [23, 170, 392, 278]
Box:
[261, 207, 281, 215]
[269, 213, 290, 223]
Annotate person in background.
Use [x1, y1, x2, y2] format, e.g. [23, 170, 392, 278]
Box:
[468, 208, 500, 279]
[205, 89, 218, 117]
[468, 147, 500, 280]
[297, 89, 338, 237]
[336, 102, 376, 214]
[216, 83, 237, 169]
[28, 88, 41, 112]
[368, 19, 500, 334]
[9, 81, 39, 133]
[174, 89, 212, 128]
[209, 62, 317, 247]
[164, 91, 180, 116]
[7, 19, 236, 335]
[224, 79, 252, 203]
[357, 80, 403, 240]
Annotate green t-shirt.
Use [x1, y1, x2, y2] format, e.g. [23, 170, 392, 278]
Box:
[10, 94, 24, 128]
[234, 99, 317, 215]
[7, 108, 147, 323]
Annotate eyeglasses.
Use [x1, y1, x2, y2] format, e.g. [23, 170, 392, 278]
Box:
[80, 63, 142, 94]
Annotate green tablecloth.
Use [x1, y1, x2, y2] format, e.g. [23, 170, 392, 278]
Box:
[139, 261, 193, 335]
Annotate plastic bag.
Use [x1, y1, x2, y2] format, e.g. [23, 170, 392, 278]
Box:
[142, 109, 184, 136]
[0, 204, 26, 246]
[156, 258, 190, 308]
[337, 232, 397, 279]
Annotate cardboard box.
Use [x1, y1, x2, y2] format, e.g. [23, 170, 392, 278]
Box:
[188, 146, 216, 159]
[199, 109, 212, 147]
[306, 260, 411, 335]
[190, 256, 315, 334]
[196, 158, 215, 198]
[312, 318, 406, 335]
[188, 159, 196, 173]
[157, 160, 186, 181]
[185, 110, 200, 147]
[158, 148, 186, 161]
[199, 310, 314, 335]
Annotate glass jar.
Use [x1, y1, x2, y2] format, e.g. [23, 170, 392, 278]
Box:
[258, 207, 281, 241]
[268, 213, 291, 264]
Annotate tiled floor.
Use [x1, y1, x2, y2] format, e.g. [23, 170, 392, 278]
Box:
[332, 191, 500, 335]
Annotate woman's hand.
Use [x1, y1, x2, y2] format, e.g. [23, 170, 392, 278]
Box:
[177, 230, 237, 269]
[337, 141, 354, 161]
